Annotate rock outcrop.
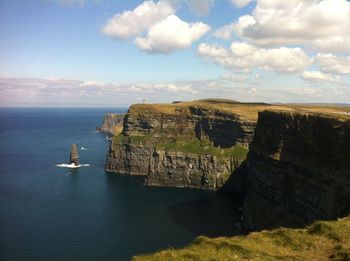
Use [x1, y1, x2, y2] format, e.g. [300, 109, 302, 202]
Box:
[97, 113, 125, 135]
[70, 144, 79, 166]
[242, 111, 350, 231]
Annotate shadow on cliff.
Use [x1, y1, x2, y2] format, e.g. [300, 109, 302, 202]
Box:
[167, 193, 243, 238]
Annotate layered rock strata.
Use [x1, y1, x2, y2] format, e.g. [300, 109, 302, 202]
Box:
[123, 104, 256, 147]
[106, 141, 242, 190]
[242, 111, 350, 230]
[105, 102, 254, 190]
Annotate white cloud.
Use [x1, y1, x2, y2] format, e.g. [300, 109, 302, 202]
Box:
[231, 0, 350, 52]
[0, 77, 197, 106]
[222, 73, 248, 82]
[187, 0, 214, 16]
[230, 0, 254, 8]
[135, 15, 210, 53]
[302, 71, 341, 84]
[102, 1, 174, 40]
[312, 36, 350, 53]
[198, 42, 311, 73]
[1, 77, 349, 106]
[315, 54, 350, 75]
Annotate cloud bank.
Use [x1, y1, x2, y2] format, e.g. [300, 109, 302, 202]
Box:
[198, 42, 311, 73]
[1, 76, 348, 107]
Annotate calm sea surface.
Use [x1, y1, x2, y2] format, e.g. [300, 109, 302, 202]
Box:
[0, 108, 241, 261]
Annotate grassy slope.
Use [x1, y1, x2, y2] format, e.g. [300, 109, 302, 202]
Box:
[133, 216, 350, 261]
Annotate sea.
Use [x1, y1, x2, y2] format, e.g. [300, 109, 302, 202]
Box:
[0, 108, 241, 261]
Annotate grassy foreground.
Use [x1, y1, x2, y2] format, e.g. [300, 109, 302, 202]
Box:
[133, 216, 350, 261]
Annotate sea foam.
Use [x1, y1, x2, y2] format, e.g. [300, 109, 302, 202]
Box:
[56, 163, 90, 168]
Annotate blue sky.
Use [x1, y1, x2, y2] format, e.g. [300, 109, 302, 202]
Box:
[0, 0, 349, 106]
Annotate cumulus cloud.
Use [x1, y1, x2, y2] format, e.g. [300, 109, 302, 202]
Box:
[302, 71, 341, 84]
[230, 0, 254, 8]
[315, 54, 350, 75]
[228, 0, 350, 52]
[102, 0, 210, 53]
[312, 36, 350, 53]
[135, 15, 210, 53]
[102, 0, 174, 40]
[198, 42, 311, 73]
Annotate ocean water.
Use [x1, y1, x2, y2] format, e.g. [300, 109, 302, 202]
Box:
[0, 108, 241, 261]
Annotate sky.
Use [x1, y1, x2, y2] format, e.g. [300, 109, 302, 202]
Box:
[0, 0, 349, 107]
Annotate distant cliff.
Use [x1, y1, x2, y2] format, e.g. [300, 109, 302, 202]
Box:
[97, 113, 125, 135]
[105, 100, 261, 190]
[242, 110, 350, 231]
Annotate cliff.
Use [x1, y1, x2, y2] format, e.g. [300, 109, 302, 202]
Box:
[132, 108, 350, 261]
[97, 113, 125, 135]
[242, 110, 350, 231]
[105, 99, 265, 190]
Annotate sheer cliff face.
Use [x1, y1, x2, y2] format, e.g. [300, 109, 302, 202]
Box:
[243, 111, 350, 231]
[106, 104, 253, 190]
[106, 142, 237, 190]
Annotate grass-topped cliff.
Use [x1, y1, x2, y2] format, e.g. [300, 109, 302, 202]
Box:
[125, 99, 350, 122]
[106, 99, 263, 190]
[133, 216, 350, 261]
[106, 99, 349, 191]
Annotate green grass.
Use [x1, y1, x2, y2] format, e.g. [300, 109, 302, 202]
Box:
[157, 137, 248, 159]
[113, 134, 248, 159]
[133, 216, 350, 261]
[113, 134, 151, 144]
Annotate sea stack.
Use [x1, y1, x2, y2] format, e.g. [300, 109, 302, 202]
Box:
[70, 144, 79, 166]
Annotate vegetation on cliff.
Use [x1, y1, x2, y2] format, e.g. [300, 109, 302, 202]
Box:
[133, 216, 350, 261]
[113, 134, 248, 160]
